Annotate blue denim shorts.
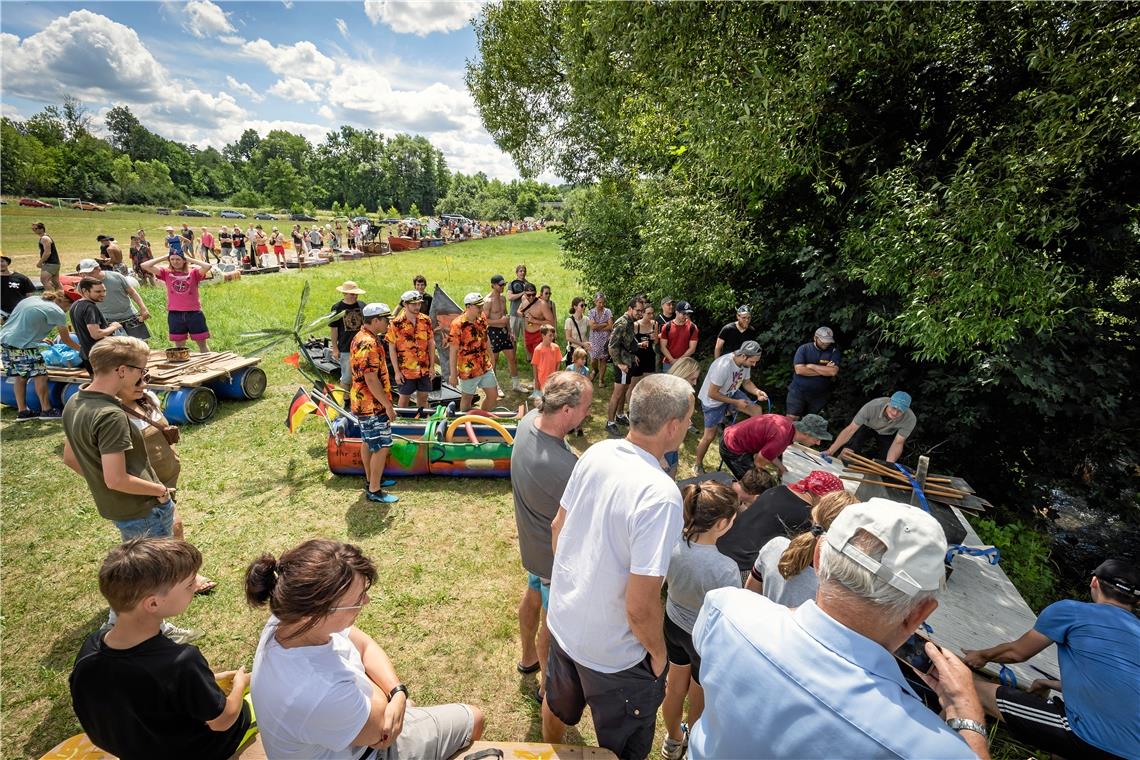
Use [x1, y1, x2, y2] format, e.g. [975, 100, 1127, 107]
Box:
[527, 573, 550, 610]
[359, 414, 393, 452]
[457, 370, 497, 395]
[114, 499, 175, 541]
[702, 389, 749, 428]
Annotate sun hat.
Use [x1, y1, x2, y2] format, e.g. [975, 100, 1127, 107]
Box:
[889, 391, 912, 412]
[815, 326, 835, 346]
[76, 258, 100, 273]
[401, 289, 422, 303]
[825, 498, 948, 596]
[794, 413, 832, 441]
[463, 292, 485, 306]
[335, 281, 365, 295]
[736, 340, 762, 357]
[362, 302, 391, 319]
[789, 470, 844, 496]
[165, 226, 174, 232]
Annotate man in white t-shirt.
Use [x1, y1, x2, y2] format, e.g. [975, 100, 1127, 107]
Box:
[694, 340, 768, 473]
[543, 373, 694, 759]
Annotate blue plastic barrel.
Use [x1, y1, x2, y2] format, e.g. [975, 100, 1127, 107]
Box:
[60, 382, 82, 407]
[207, 366, 267, 400]
[1, 378, 55, 411]
[161, 386, 217, 424]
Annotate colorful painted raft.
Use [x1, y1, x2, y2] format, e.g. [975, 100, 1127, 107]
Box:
[328, 406, 517, 478]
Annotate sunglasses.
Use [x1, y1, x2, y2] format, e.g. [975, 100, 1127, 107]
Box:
[124, 364, 151, 383]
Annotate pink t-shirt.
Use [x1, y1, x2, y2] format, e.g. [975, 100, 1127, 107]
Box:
[201, 233, 214, 249]
[156, 267, 206, 312]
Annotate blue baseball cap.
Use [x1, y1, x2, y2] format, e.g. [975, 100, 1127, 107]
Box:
[889, 391, 912, 412]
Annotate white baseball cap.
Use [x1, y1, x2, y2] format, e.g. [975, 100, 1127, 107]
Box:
[463, 292, 485, 306]
[825, 498, 948, 596]
[362, 302, 392, 319]
[77, 258, 100, 273]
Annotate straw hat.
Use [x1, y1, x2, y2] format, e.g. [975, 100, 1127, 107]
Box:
[336, 280, 366, 295]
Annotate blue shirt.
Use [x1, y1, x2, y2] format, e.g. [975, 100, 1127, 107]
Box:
[789, 342, 841, 395]
[166, 235, 183, 254]
[0, 297, 68, 348]
[690, 589, 975, 759]
[1034, 599, 1140, 758]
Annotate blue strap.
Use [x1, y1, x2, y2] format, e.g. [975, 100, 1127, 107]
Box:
[999, 664, 1018, 688]
[765, 397, 772, 414]
[920, 621, 933, 634]
[892, 463, 931, 513]
[946, 544, 1001, 566]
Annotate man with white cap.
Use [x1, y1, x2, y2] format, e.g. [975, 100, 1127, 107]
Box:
[350, 302, 399, 504]
[786, 326, 841, 421]
[387, 289, 436, 410]
[75, 259, 151, 341]
[329, 281, 366, 387]
[825, 391, 917, 464]
[448, 293, 499, 412]
[691, 498, 989, 759]
[693, 340, 768, 473]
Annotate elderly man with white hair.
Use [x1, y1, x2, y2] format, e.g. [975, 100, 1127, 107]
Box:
[690, 498, 991, 759]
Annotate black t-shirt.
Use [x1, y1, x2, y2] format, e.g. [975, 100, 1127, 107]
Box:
[717, 485, 812, 572]
[40, 236, 60, 265]
[2, 272, 35, 314]
[330, 300, 364, 352]
[231, 232, 246, 249]
[508, 279, 527, 316]
[420, 292, 433, 316]
[717, 321, 759, 355]
[69, 298, 109, 359]
[218, 232, 232, 249]
[70, 631, 250, 760]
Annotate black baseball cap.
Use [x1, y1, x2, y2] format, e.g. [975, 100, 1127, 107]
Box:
[491, 274, 506, 285]
[0, 255, 11, 265]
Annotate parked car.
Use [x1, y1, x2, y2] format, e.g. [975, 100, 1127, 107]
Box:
[351, 216, 373, 224]
[253, 211, 277, 220]
[179, 206, 211, 217]
[155, 207, 171, 215]
[290, 212, 317, 222]
[19, 197, 53, 208]
[219, 209, 247, 219]
[379, 218, 402, 225]
[73, 201, 106, 211]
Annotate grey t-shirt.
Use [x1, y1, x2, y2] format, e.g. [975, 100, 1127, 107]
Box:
[99, 271, 137, 321]
[752, 536, 819, 608]
[510, 409, 578, 579]
[666, 540, 741, 633]
[853, 397, 916, 438]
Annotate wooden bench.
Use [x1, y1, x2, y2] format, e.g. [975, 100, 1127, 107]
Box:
[449, 741, 617, 759]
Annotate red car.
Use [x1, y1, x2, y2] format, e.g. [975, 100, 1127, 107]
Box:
[19, 197, 52, 208]
[72, 201, 105, 211]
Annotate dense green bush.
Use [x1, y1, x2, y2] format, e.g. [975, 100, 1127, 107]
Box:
[972, 518, 1059, 612]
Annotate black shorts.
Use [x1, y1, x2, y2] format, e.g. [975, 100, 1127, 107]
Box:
[167, 310, 209, 340]
[663, 613, 703, 684]
[545, 635, 667, 760]
[785, 386, 829, 417]
[614, 366, 632, 385]
[995, 686, 1122, 760]
[488, 326, 514, 353]
[718, 436, 755, 480]
[397, 376, 432, 396]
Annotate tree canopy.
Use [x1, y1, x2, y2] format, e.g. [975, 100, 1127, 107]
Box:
[469, 2, 1140, 512]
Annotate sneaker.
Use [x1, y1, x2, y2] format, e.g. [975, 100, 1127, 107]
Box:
[361, 477, 397, 488]
[40, 408, 63, 419]
[15, 410, 39, 421]
[661, 736, 685, 760]
[695, 463, 706, 475]
[615, 414, 630, 426]
[687, 424, 698, 435]
[365, 489, 399, 504]
[162, 622, 203, 645]
[511, 377, 523, 391]
[605, 421, 621, 437]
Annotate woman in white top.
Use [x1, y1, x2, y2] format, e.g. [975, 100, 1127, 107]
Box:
[247, 540, 484, 759]
[745, 490, 858, 606]
[563, 296, 590, 360]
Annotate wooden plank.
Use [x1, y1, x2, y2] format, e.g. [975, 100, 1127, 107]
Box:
[448, 742, 617, 760]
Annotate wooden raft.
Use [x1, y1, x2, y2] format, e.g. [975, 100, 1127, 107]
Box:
[778, 443, 1060, 687]
[46, 350, 262, 391]
[448, 741, 617, 760]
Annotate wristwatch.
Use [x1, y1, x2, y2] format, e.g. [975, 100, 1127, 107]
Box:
[388, 684, 409, 700]
[946, 717, 986, 736]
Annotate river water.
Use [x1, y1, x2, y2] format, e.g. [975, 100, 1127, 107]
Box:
[1044, 487, 1140, 594]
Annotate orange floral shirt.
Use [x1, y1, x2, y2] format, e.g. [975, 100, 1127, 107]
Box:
[385, 312, 434, 379]
[349, 328, 391, 417]
[449, 312, 492, 380]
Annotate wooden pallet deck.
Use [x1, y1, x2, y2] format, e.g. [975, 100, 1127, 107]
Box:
[46, 350, 262, 392]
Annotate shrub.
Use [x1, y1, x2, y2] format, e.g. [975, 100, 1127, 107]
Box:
[972, 518, 1057, 612]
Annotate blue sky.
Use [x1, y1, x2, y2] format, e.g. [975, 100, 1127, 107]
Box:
[1, 1, 541, 180]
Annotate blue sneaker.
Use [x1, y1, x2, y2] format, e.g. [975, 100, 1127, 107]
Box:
[363, 477, 397, 488]
[365, 489, 399, 504]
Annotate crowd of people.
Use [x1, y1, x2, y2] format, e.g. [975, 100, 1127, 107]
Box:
[7, 231, 1137, 760]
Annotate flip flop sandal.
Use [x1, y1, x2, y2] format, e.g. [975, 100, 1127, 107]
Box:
[516, 661, 541, 675]
[194, 579, 218, 595]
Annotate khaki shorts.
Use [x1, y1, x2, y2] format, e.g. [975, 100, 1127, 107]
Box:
[377, 703, 475, 760]
[41, 263, 61, 276]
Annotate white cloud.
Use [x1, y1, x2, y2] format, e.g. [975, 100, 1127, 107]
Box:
[183, 0, 235, 38]
[318, 105, 335, 120]
[225, 75, 265, 103]
[335, 18, 349, 39]
[363, 0, 480, 36]
[268, 77, 321, 103]
[240, 38, 337, 80]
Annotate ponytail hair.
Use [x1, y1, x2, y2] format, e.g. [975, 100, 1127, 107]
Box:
[681, 481, 739, 545]
[245, 539, 377, 642]
[778, 490, 858, 579]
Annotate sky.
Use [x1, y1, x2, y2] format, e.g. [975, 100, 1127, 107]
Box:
[0, 0, 548, 181]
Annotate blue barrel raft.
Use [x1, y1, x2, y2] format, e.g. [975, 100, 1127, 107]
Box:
[60, 382, 82, 407]
[1, 378, 66, 411]
[161, 386, 218, 424]
[207, 366, 267, 400]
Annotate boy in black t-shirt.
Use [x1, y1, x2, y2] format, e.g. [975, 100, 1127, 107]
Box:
[70, 538, 252, 760]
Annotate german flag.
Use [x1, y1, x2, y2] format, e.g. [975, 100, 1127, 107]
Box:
[285, 387, 318, 433]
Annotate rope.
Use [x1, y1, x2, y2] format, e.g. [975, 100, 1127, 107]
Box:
[946, 544, 1002, 566]
[892, 463, 931, 513]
